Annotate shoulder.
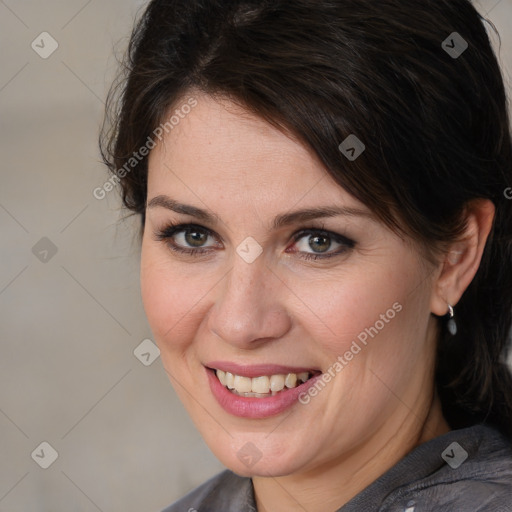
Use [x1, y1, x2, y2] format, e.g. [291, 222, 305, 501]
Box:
[161, 469, 255, 512]
[382, 424, 512, 512]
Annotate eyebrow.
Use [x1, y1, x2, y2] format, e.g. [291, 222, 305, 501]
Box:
[146, 195, 373, 229]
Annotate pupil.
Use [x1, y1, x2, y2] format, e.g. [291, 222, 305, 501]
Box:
[185, 229, 207, 247]
[309, 235, 330, 252]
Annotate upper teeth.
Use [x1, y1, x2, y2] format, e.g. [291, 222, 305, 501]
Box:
[215, 370, 310, 396]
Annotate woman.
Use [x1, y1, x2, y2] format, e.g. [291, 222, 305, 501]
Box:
[100, 0, 512, 510]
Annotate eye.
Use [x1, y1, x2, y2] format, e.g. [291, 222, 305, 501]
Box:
[155, 223, 221, 255]
[289, 228, 355, 260]
[155, 222, 355, 261]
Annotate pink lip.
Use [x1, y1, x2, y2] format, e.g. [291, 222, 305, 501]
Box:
[205, 367, 322, 419]
[206, 361, 320, 378]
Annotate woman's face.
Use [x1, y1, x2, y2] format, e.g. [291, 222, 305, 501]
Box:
[141, 93, 442, 477]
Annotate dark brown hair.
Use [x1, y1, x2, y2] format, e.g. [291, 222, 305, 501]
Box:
[100, 0, 512, 437]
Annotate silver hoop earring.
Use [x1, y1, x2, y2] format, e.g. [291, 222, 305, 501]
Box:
[447, 304, 457, 335]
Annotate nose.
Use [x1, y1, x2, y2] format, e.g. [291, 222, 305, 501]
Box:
[206, 256, 292, 349]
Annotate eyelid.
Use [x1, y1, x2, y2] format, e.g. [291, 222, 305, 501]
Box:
[291, 227, 355, 248]
[156, 222, 220, 241]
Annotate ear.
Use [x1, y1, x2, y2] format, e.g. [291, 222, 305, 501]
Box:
[430, 199, 495, 316]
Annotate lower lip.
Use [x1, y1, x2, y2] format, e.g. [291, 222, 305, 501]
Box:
[206, 368, 322, 419]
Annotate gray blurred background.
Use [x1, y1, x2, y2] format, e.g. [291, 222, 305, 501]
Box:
[0, 1, 511, 511]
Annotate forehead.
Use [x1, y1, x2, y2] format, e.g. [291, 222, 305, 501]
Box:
[147, 93, 365, 216]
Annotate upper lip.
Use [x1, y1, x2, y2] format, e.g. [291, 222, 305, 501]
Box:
[205, 361, 321, 378]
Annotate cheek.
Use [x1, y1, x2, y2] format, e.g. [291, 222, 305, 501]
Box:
[313, 264, 432, 408]
[290, 266, 409, 357]
[140, 244, 208, 352]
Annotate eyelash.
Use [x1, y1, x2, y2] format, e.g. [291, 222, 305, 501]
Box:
[154, 222, 355, 261]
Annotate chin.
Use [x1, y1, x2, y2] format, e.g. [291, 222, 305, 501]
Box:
[206, 433, 308, 478]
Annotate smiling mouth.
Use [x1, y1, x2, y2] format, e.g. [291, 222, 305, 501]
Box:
[211, 368, 320, 398]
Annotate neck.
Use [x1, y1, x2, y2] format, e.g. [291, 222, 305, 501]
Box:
[252, 391, 451, 512]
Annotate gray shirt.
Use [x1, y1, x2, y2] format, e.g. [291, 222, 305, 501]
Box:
[162, 423, 512, 511]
